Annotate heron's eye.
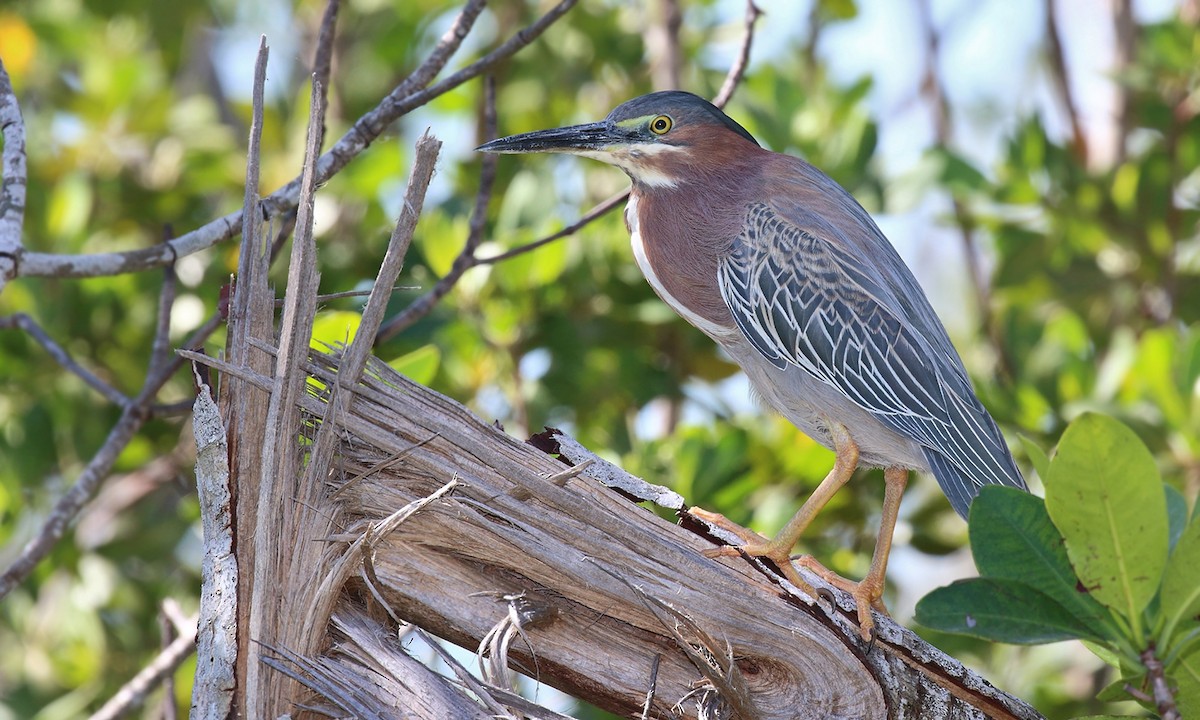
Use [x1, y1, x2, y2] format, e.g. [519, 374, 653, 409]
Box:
[649, 115, 673, 135]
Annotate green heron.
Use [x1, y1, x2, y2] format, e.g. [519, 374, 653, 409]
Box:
[479, 91, 1026, 638]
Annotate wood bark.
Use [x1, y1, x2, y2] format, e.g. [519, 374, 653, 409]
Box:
[199, 342, 1044, 720]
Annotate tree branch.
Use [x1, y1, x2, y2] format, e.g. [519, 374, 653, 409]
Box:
[88, 612, 199, 720]
[1044, 0, 1088, 164]
[713, 0, 762, 109]
[12, 0, 572, 281]
[0, 57, 26, 293]
[375, 78, 498, 343]
[0, 313, 130, 406]
[0, 265, 187, 599]
[915, 0, 1013, 381]
[1141, 644, 1181, 720]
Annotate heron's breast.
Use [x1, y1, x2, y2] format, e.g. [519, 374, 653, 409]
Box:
[625, 191, 739, 340]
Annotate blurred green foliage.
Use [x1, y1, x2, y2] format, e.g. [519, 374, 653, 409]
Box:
[0, 0, 1197, 718]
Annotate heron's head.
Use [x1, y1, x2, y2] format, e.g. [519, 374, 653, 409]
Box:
[477, 91, 760, 188]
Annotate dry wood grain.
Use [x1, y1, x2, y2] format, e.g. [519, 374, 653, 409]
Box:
[193, 338, 1044, 719]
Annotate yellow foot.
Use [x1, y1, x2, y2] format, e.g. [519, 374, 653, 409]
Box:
[688, 508, 822, 603]
[795, 556, 889, 641]
[687, 507, 767, 545]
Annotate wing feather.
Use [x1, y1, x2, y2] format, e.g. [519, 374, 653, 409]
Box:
[718, 203, 1025, 516]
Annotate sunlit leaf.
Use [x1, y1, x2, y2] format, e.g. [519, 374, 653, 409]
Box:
[1044, 413, 1168, 631]
[388, 344, 440, 386]
[1162, 515, 1200, 648]
[311, 310, 362, 348]
[1175, 642, 1200, 720]
[1018, 435, 1050, 480]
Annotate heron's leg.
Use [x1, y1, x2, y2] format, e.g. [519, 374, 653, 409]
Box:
[693, 423, 859, 599]
[796, 465, 908, 640]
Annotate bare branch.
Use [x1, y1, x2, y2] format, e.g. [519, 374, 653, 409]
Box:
[645, 0, 684, 91]
[147, 262, 179, 378]
[89, 614, 199, 720]
[190, 371, 236, 720]
[311, 0, 342, 152]
[0, 313, 130, 406]
[375, 79, 498, 343]
[1141, 644, 1181, 720]
[477, 190, 629, 266]
[0, 57, 26, 293]
[713, 0, 763, 109]
[1044, 0, 1088, 163]
[0, 258, 191, 599]
[14, 0, 572, 281]
[915, 0, 1012, 381]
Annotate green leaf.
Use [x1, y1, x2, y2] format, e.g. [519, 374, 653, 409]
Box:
[1174, 642, 1200, 720]
[915, 578, 1105, 643]
[388, 345, 441, 386]
[1044, 413, 1168, 635]
[311, 310, 362, 348]
[1162, 514, 1200, 646]
[1018, 434, 1050, 480]
[970, 486, 1113, 635]
[1166, 484, 1188, 552]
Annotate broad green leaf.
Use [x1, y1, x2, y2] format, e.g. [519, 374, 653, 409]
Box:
[969, 486, 1113, 635]
[1044, 413, 1168, 629]
[388, 345, 440, 386]
[1175, 643, 1200, 720]
[1167, 484, 1188, 552]
[311, 310, 362, 348]
[1162, 516, 1200, 644]
[1018, 434, 1050, 480]
[416, 212, 469, 277]
[915, 578, 1105, 643]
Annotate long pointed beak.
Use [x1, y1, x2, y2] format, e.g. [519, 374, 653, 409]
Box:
[476, 121, 622, 155]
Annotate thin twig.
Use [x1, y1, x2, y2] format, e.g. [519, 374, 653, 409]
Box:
[306, 286, 417, 304]
[87, 614, 199, 720]
[713, 0, 762, 109]
[475, 191, 628, 266]
[375, 78, 499, 343]
[1044, 0, 1088, 163]
[0, 57, 27, 293]
[158, 600, 186, 720]
[14, 0, 570, 281]
[0, 313, 130, 406]
[1141, 644, 1181, 720]
[915, 0, 1012, 381]
[311, 0, 342, 152]
[148, 263, 178, 378]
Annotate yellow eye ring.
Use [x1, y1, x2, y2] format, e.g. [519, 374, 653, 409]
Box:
[649, 115, 673, 135]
